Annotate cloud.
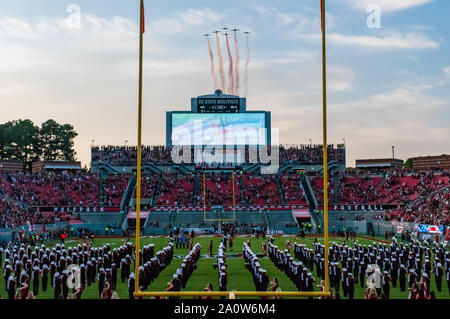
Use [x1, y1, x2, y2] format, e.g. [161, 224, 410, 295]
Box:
[150, 7, 226, 35]
[343, 0, 434, 12]
[254, 5, 336, 34]
[444, 66, 450, 76]
[297, 32, 441, 50]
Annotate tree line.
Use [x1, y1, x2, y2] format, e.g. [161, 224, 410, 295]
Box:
[0, 119, 78, 165]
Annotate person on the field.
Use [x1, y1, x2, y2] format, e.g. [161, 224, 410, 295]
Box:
[73, 286, 83, 300]
[408, 269, 418, 289]
[390, 258, 399, 287]
[41, 264, 49, 292]
[61, 270, 69, 299]
[346, 273, 356, 299]
[434, 263, 443, 292]
[304, 273, 315, 298]
[208, 240, 213, 256]
[100, 281, 113, 299]
[341, 268, 348, 297]
[4, 264, 12, 290]
[262, 241, 267, 256]
[203, 282, 213, 300]
[446, 268, 450, 294]
[269, 277, 280, 299]
[382, 271, 391, 299]
[128, 272, 135, 299]
[98, 268, 106, 298]
[180, 233, 185, 249]
[219, 266, 227, 297]
[53, 271, 61, 299]
[222, 236, 227, 251]
[398, 264, 407, 292]
[111, 263, 118, 290]
[32, 265, 41, 296]
[7, 275, 15, 299]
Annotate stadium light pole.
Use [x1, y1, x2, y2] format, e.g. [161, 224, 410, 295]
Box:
[321, 0, 331, 295]
[134, 0, 144, 295]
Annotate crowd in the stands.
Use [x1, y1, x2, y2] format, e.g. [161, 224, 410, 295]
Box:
[278, 144, 345, 165]
[91, 144, 346, 166]
[155, 173, 195, 206]
[91, 145, 173, 166]
[103, 174, 130, 207]
[279, 172, 307, 205]
[1, 165, 449, 228]
[202, 173, 240, 206]
[383, 186, 450, 225]
[0, 171, 99, 207]
[241, 172, 281, 205]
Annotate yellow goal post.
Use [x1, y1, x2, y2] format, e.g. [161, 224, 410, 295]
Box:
[133, 0, 330, 298]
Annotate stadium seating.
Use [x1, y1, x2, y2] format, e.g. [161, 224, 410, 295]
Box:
[92, 144, 346, 166]
[279, 172, 307, 205]
[0, 171, 99, 207]
[155, 173, 195, 206]
[241, 172, 281, 205]
[202, 172, 240, 206]
[103, 174, 130, 207]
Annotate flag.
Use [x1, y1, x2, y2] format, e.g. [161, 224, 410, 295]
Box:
[142, 0, 145, 34]
[320, 0, 324, 31]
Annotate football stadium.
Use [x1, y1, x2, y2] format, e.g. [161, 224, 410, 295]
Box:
[0, 0, 449, 306]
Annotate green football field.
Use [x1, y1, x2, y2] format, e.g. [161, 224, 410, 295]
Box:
[2, 235, 449, 299]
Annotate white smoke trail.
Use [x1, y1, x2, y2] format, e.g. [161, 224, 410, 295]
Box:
[233, 31, 240, 96]
[215, 32, 226, 91]
[206, 36, 217, 90]
[225, 33, 234, 95]
[244, 32, 250, 97]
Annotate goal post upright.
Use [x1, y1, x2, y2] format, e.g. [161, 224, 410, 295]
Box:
[134, 0, 144, 295]
[131, 0, 331, 299]
[321, 0, 330, 294]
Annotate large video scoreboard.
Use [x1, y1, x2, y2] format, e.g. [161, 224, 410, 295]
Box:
[166, 90, 271, 147]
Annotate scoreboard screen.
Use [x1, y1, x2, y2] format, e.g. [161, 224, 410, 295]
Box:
[170, 113, 267, 145]
[418, 224, 444, 234]
[197, 98, 240, 113]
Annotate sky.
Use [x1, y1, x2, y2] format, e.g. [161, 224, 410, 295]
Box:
[0, 0, 449, 168]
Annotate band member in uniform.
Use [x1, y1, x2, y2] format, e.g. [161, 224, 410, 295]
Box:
[208, 241, 213, 257]
[7, 275, 15, 299]
[434, 263, 443, 292]
[62, 270, 69, 299]
[42, 264, 49, 292]
[382, 271, 391, 299]
[347, 273, 356, 299]
[98, 268, 106, 298]
[128, 272, 135, 299]
[32, 266, 41, 296]
[398, 264, 407, 292]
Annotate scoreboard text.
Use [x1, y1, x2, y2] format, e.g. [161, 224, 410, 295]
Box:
[198, 98, 240, 113]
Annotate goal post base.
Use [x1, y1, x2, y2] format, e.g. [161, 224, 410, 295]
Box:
[133, 291, 332, 298]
